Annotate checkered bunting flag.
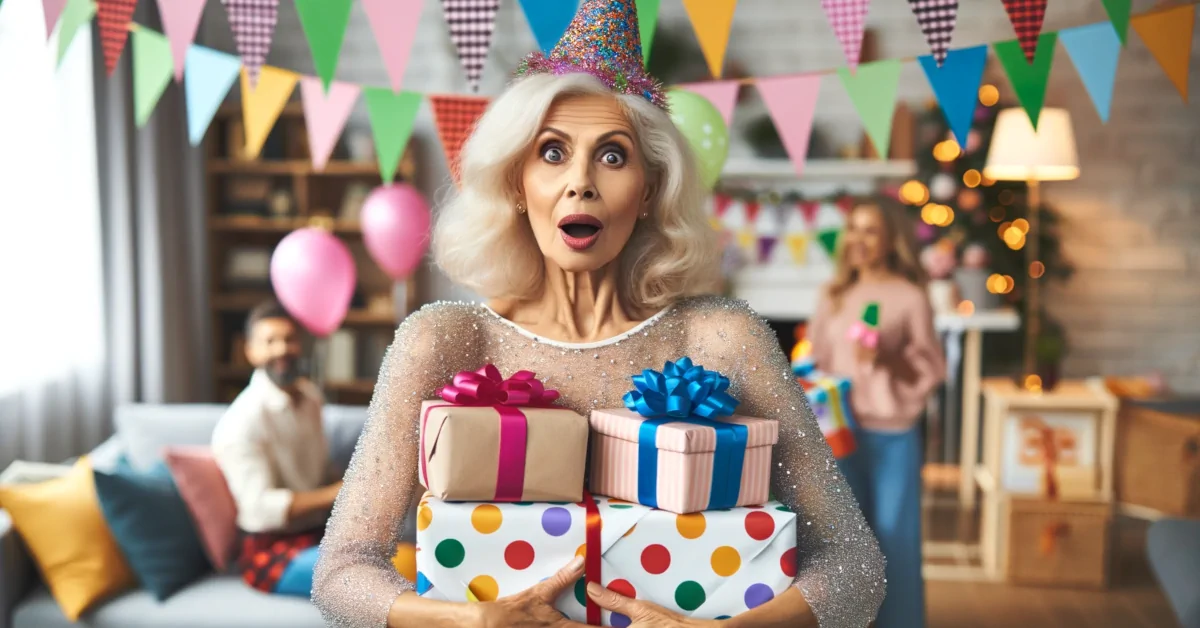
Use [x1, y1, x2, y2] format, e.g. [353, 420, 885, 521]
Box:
[221, 0, 280, 88]
[1002, 0, 1048, 63]
[442, 0, 500, 91]
[821, 0, 872, 72]
[98, 0, 138, 75]
[908, 0, 957, 67]
[431, 95, 491, 185]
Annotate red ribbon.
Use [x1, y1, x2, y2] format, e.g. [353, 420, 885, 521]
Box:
[582, 491, 602, 626]
[419, 365, 559, 501]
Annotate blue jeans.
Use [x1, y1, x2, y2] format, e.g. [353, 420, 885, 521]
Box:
[837, 427, 925, 628]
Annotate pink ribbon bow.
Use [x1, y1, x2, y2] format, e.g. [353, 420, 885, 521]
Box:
[846, 321, 879, 349]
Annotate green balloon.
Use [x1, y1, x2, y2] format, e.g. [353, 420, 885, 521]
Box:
[666, 89, 729, 190]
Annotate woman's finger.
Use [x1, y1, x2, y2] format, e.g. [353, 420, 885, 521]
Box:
[584, 583, 639, 617]
[530, 555, 586, 602]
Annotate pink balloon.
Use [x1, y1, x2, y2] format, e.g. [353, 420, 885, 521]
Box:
[270, 228, 356, 337]
[361, 183, 431, 280]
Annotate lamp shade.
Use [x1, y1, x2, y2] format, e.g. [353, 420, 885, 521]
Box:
[984, 108, 1080, 182]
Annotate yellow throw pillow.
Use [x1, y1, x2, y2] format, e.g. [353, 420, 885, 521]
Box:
[0, 457, 136, 620]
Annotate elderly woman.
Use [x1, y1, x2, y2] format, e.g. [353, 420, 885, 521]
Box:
[312, 2, 884, 627]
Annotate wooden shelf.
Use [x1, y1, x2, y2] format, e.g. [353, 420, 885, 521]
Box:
[209, 216, 363, 235]
[207, 159, 381, 177]
[216, 364, 254, 380]
[327, 379, 376, 395]
[212, 294, 397, 327]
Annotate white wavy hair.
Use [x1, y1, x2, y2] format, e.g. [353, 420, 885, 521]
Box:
[432, 73, 720, 313]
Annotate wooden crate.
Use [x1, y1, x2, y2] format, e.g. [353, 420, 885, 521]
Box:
[1115, 401, 1200, 517]
[1005, 497, 1111, 588]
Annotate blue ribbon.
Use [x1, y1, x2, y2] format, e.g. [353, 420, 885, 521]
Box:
[623, 357, 748, 510]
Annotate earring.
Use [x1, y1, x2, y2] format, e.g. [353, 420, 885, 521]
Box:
[516, 201, 526, 214]
[640, 212, 649, 219]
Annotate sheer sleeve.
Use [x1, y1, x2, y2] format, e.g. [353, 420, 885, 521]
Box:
[807, 288, 835, 371]
[313, 303, 480, 628]
[689, 299, 885, 628]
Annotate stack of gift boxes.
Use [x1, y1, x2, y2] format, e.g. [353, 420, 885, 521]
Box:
[414, 359, 797, 626]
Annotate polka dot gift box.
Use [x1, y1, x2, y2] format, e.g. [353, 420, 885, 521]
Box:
[416, 493, 797, 625]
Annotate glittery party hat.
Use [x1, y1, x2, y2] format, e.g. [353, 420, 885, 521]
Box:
[515, 0, 667, 109]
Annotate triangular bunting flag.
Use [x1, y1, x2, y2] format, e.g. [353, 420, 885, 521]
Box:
[995, 33, 1056, 128]
[519, 0, 578, 55]
[907, 0, 957, 66]
[817, 228, 842, 257]
[442, 0, 499, 91]
[745, 201, 760, 224]
[758, 236, 778, 263]
[821, 0, 871, 71]
[43, 0, 69, 38]
[679, 81, 740, 127]
[799, 201, 820, 226]
[56, 0, 95, 66]
[785, 233, 809, 264]
[918, 45, 987, 147]
[838, 59, 902, 157]
[714, 194, 732, 217]
[736, 230, 756, 256]
[363, 88, 423, 183]
[363, 0, 423, 93]
[132, 27, 173, 127]
[1001, 0, 1047, 63]
[222, 0, 280, 88]
[430, 95, 490, 185]
[295, 0, 352, 91]
[1131, 5, 1194, 103]
[757, 74, 821, 178]
[300, 78, 360, 171]
[157, 0, 206, 81]
[240, 66, 299, 159]
[98, 0, 139, 75]
[184, 46, 242, 145]
[1102, 0, 1131, 45]
[681, 0, 738, 78]
[1060, 24, 1120, 122]
[637, 0, 661, 67]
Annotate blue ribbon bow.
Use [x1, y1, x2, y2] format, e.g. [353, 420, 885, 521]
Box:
[623, 357, 748, 510]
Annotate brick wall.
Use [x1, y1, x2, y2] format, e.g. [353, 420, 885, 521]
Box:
[200, 1, 1200, 391]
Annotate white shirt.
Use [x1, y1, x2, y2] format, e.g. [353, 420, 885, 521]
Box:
[212, 370, 332, 534]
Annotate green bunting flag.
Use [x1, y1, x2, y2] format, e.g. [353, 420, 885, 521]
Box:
[837, 59, 903, 158]
[995, 32, 1056, 129]
[133, 28, 174, 127]
[363, 88, 423, 184]
[817, 229, 842, 257]
[1102, 0, 1131, 45]
[295, 0, 352, 91]
[637, 0, 661, 67]
[56, 0, 96, 66]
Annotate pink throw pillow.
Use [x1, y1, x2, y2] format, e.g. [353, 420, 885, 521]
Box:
[162, 447, 239, 572]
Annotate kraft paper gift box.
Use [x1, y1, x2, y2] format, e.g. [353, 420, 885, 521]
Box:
[797, 373, 857, 460]
[419, 365, 588, 503]
[416, 493, 798, 626]
[588, 358, 779, 515]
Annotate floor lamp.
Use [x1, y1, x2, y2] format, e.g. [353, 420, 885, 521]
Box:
[983, 108, 1079, 391]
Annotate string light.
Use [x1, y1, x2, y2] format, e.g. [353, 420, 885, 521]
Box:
[1004, 227, 1026, 250]
[1030, 261, 1045, 278]
[957, 300, 976, 316]
[899, 180, 930, 205]
[963, 169, 982, 188]
[922, 204, 954, 227]
[1012, 218, 1030, 234]
[982, 174, 996, 187]
[933, 140, 961, 163]
[999, 190, 1015, 205]
[987, 274, 1007, 294]
[939, 206, 955, 227]
[997, 221, 1013, 238]
[989, 207, 1006, 222]
[1002, 275, 1015, 293]
[1024, 374, 1043, 393]
[979, 84, 1000, 107]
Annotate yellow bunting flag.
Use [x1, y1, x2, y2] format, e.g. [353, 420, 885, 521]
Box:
[736, 229, 755, 254]
[1131, 5, 1194, 102]
[785, 233, 809, 265]
[708, 216, 723, 232]
[681, 0, 738, 78]
[239, 66, 299, 159]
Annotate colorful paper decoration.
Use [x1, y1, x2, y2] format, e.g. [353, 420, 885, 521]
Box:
[918, 44, 987, 147]
[784, 233, 809, 265]
[221, 0, 280, 88]
[994, 32, 1056, 128]
[362, 0, 424, 93]
[1131, 5, 1194, 103]
[184, 46, 242, 145]
[736, 229, 756, 256]
[681, 0, 738, 78]
[636, 0, 661, 66]
[1060, 24, 1121, 123]
[798, 201, 820, 226]
[1101, 0, 1131, 44]
[240, 66, 299, 159]
[816, 229, 841, 257]
[518, 0, 579, 55]
[295, 0, 352, 91]
[442, 0, 500, 91]
[299, 78, 360, 171]
[430, 95, 490, 185]
[757, 236, 778, 263]
[679, 81, 740, 128]
[821, 0, 871, 72]
[156, 0, 206, 81]
[98, 0, 139, 75]
[1001, 0, 1047, 63]
[838, 59, 902, 158]
[55, 0, 95, 66]
[907, 0, 957, 67]
[132, 27, 172, 127]
[43, 0, 69, 38]
[757, 74, 822, 179]
[363, 88, 423, 183]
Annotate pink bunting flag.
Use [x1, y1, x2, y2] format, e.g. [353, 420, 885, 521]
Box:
[299, 77, 360, 172]
[43, 0, 69, 38]
[757, 74, 822, 178]
[442, 0, 500, 91]
[821, 0, 872, 71]
[222, 0, 280, 88]
[157, 0, 207, 81]
[363, 0, 424, 92]
[679, 80, 740, 127]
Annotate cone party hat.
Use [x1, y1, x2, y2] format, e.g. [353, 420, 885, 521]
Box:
[516, 0, 667, 109]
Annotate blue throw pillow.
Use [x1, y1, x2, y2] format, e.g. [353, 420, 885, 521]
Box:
[93, 461, 211, 600]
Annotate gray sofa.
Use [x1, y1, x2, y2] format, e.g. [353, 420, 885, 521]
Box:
[0, 402, 372, 628]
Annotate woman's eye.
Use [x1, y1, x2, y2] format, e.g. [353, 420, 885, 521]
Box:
[600, 149, 625, 166]
[541, 145, 565, 163]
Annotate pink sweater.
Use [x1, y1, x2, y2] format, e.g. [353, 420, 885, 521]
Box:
[809, 279, 946, 432]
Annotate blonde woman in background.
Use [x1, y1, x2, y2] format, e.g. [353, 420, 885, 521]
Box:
[809, 201, 946, 628]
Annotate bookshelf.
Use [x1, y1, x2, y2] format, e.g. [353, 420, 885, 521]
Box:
[204, 103, 418, 405]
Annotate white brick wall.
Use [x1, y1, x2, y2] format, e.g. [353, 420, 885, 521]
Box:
[199, 0, 1200, 391]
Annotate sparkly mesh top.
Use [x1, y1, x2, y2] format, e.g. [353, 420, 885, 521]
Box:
[313, 295, 886, 628]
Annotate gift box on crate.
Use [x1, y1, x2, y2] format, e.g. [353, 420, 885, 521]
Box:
[588, 358, 778, 515]
[797, 374, 857, 459]
[419, 365, 588, 503]
[415, 493, 797, 625]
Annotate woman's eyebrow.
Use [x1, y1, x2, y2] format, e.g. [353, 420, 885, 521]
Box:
[537, 127, 570, 139]
[596, 130, 634, 144]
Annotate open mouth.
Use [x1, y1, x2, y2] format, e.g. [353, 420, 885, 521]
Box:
[557, 214, 604, 251]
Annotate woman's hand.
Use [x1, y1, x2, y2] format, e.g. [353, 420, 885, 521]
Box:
[472, 556, 587, 628]
[585, 583, 718, 627]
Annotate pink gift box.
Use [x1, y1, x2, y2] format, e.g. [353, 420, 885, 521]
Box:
[588, 408, 778, 514]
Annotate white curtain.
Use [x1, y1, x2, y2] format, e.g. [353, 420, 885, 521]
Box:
[0, 0, 109, 466]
